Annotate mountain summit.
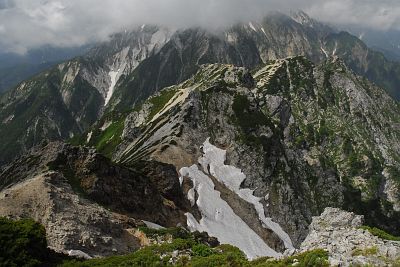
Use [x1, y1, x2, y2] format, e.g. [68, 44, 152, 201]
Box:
[1, 11, 400, 267]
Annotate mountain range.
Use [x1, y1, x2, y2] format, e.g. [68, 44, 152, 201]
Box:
[0, 11, 400, 266]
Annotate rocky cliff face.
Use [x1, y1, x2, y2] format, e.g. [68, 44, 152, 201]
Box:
[2, 12, 400, 166]
[301, 208, 400, 266]
[1, 11, 400, 264]
[79, 56, 400, 250]
[0, 142, 191, 257]
[0, 26, 172, 165]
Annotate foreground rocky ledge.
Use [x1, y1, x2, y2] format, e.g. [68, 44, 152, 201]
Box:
[300, 207, 400, 266]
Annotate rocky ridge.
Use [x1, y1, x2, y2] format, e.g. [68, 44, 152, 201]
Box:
[300, 207, 400, 266]
[0, 142, 191, 257]
[81, 56, 400, 248]
[3, 12, 400, 166]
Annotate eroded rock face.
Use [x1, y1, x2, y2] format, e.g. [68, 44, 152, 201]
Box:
[301, 208, 400, 266]
[0, 171, 141, 257]
[107, 58, 400, 248]
[0, 142, 191, 256]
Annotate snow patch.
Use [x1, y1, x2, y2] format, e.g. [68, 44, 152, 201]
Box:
[321, 46, 329, 58]
[143, 220, 165, 230]
[249, 22, 257, 32]
[2, 114, 14, 124]
[198, 139, 294, 250]
[100, 121, 112, 131]
[104, 69, 120, 106]
[261, 27, 268, 37]
[332, 41, 338, 56]
[181, 164, 280, 259]
[86, 131, 93, 143]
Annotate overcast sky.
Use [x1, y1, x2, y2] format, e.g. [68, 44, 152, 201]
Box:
[0, 0, 399, 54]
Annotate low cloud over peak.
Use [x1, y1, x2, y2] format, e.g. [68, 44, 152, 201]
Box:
[1, 0, 399, 54]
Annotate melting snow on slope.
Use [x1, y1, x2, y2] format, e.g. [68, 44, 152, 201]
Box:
[261, 27, 268, 38]
[199, 139, 294, 250]
[104, 69, 120, 106]
[249, 22, 257, 32]
[321, 46, 329, 58]
[181, 165, 280, 259]
[180, 138, 295, 259]
[86, 131, 93, 143]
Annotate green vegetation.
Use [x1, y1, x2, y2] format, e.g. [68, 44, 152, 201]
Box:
[0, 217, 65, 266]
[70, 111, 128, 158]
[251, 249, 329, 267]
[232, 93, 273, 145]
[60, 226, 329, 267]
[351, 246, 378, 257]
[94, 118, 125, 157]
[147, 88, 178, 122]
[360, 226, 400, 241]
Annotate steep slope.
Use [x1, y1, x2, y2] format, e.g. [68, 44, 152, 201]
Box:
[2, 11, 400, 166]
[0, 60, 102, 164]
[109, 12, 400, 111]
[0, 26, 172, 165]
[0, 45, 89, 93]
[82, 57, 400, 249]
[0, 141, 191, 257]
[324, 31, 400, 99]
[301, 208, 400, 266]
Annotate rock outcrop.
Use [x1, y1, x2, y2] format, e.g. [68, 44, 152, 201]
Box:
[86, 57, 400, 248]
[0, 142, 191, 257]
[0, 171, 141, 257]
[301, 208, 400, 266]
[3, 12, 400, 167]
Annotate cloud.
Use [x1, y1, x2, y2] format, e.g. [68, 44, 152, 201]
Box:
[0, 0, 399, 54]
[0, 0, 15, 9]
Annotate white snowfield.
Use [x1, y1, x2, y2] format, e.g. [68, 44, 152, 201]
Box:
[181, 165, 280, 259]
[104, 69, 120, 106]
[199, 139, 294, 250]
[180, 138, 294, 259]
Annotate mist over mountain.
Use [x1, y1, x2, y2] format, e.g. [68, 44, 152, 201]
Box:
[0, 3, 400, 267]
[0, 45, 90, 93]
[1, 0, 400, 54]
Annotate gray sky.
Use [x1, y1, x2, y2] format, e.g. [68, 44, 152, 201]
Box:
[0, 0, 399, 54]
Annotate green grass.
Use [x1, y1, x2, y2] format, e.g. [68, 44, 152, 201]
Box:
[60, 226, 329, 267]
[147, 88, 178, 122]
[94, 119, 125, 157]
[251, 249, 329, 267]
[360, 226, 400, 241]
[0, 217, 66, 267]
[351, 246, 378, 257]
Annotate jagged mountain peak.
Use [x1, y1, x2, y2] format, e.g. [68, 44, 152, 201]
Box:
[1, 23, 400, 263]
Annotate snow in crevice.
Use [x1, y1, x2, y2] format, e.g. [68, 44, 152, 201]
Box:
[143, 220, 165, 230]
[181, 165, 280, 259]
[104, 69, 120, 106]
[332, 41, 338, 56]
[86, 131, 93, 143]
[249, 22, 257, 32]
[261, 27, 268, 38]
[198, 139, 294, 250]
[180, 138, 294, 259]
[321, 46, 329, 58]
